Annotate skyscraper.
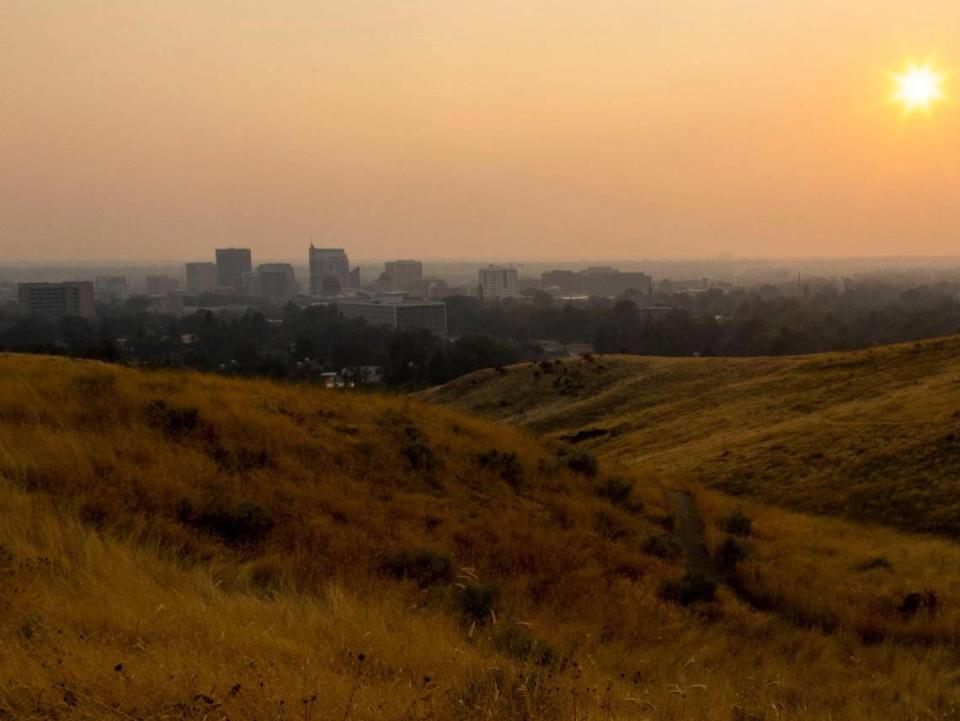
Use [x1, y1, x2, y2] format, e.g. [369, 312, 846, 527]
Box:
[185, 262, 218, 294]
[309, 245, 350, 295]
[215, 248, 252, 291]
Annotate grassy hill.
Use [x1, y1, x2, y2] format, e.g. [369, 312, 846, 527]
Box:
[4, 353, 960, 719]
[423, 335, 960, 537]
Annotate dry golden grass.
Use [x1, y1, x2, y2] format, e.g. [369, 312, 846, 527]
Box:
[3, 353, 960, 719]
[424, 335, 960, 536]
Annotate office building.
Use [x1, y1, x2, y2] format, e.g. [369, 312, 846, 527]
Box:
[337, 298, 447, 337]
[579, 267, 652, 299]
[257, 263, 297, 298]
[239, 271, 261, 297]
[145, 275, 180, 295]
[17, 281, 95, 319]
[478, 265, 519, 300]
[309, 245, 350, 295]
[216, 248, 253, 291]
[185, 262, 218, 294]
[379, 260, 424, 292]
[95, 276, 128, 304]
[541, 270, 580, 293]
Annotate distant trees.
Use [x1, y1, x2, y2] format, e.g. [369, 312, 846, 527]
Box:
[6, 277, 960, 386]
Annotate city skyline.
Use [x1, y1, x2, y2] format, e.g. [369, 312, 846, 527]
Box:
[3, 2, 960, 262]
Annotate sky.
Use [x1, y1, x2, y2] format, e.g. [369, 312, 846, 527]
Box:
[2, 1, 960, 262]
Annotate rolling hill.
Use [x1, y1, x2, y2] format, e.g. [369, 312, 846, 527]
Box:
[423, 335, 960, 537]
[3, 353, 960, 719]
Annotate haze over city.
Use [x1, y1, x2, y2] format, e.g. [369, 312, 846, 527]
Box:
[3, 0, 960, 262]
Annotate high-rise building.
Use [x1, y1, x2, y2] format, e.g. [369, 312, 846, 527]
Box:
[337, 298, 447, 337]
[95, 276, 128, 304]
[478, 266, 519, 300]
[379, 260, 424, 292]
[309, 245, 350, 295]
[216, 248, 253, 291]
[17, 281, 95, 319]
[257, 263, 296, 298]
[145, 275, 180, 295]
[185, 262, 218, 294]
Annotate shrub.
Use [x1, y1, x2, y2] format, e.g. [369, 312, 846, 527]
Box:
[718, 510, 753, 537]
[660, 571, 717, 606]
[595, 477, 633, 507]
[383, 549, 455, 588]
[856, 556, 893, 572]
[717, 536, 748, 573]
[400, 426, 437, 471]
[145, 400, 200, 438]
[493, 624, 556, 666]
[641, 534, 682, 560]
[566, 450, 598, 478]
[476, 450, 524, 488]
[460, 582, 500, 623]
[899, 591, 938, 617]
[193, 501, 274, 545]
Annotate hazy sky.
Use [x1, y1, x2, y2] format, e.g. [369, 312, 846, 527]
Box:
[3, 1, 960, 262]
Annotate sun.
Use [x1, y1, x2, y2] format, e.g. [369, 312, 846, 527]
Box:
[892, 62, 945, 112]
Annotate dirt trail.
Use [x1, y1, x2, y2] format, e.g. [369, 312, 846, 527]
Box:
[664, 487, 720, 582]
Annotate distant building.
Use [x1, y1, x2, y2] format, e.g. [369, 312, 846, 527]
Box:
[185, 262, 218, 294]
[216, 248, 253, 291]
[541, 270, 580, 293]
[0, 281, 16, 304]
[18, 281, 95, 319]
[309, 246, 351, 295]
[580, 267, 652, 299]
[239, 271, 261, 297]
[337, 298, 447, 337]
[257, 263, 296, 298]
[145, 275, 180, 296]
[95, 276, 128, 304]
[379, 260, 424, 292]
[478, 266, 519, 300]
[540, 267, 653, 301]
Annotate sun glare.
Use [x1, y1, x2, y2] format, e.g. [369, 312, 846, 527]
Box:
[893, 62, 945, 113]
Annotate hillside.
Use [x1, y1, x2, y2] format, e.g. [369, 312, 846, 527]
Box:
[4, 354, 960, 719]
[423, 335, 960, 536]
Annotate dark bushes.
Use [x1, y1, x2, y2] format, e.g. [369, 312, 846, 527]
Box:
[717, 536, 748, 573]
[400, 426, 437, 471]
[718, 510, 753, 537]
[383, 549, 455, 588]
[660, 571, 717, 606]
[185, 500, 274, 545]
[566, 450, 598, 478]
[476, 450, 524, 488]
[493, 623, 556, 665]
[145, 400, 201, 438]
[460, 582, 500, 623]
[594, 477, 634, 507]
[641, 534, 682, 560]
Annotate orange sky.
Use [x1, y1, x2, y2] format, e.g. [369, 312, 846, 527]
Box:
[2, 1, 960, 262]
